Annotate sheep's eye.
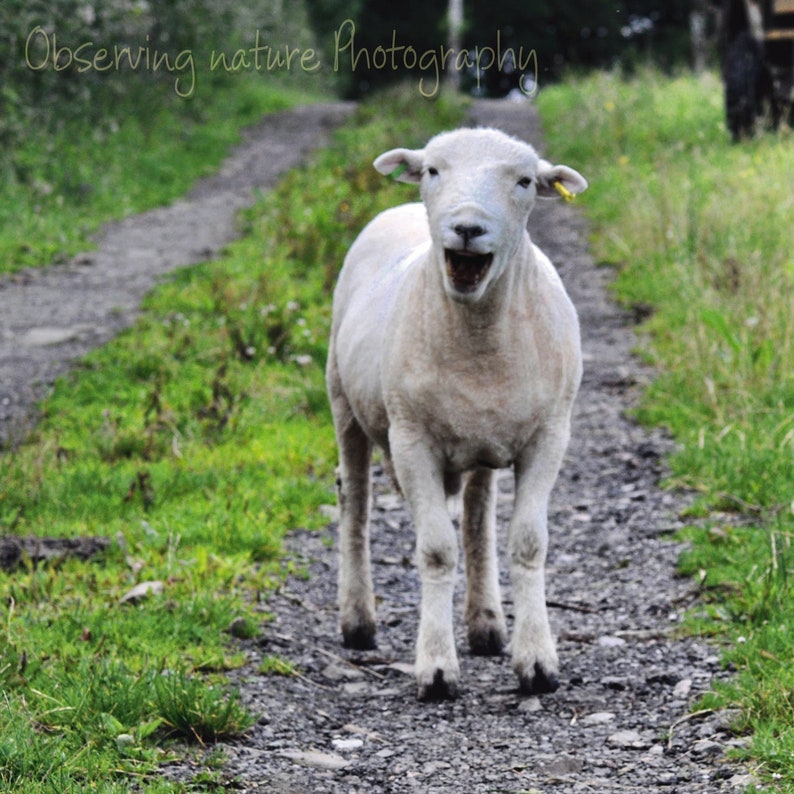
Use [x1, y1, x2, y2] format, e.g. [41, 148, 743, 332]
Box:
[426, 167, 439, 177]
[517, 176, 533, 189]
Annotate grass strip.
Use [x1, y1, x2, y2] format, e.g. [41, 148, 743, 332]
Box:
[539, 68, 794, 792]
[0, 86, 465, 791]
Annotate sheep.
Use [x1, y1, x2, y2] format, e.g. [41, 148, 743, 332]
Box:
[325, 127, 587, 701]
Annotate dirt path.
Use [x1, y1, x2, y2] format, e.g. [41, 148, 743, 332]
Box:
[0, 102, 354, 449]
[0, 99, 752, 792]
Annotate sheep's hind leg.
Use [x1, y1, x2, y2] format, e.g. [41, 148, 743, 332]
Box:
[461, 467, 507, 656]
[330, 390, 376, 650]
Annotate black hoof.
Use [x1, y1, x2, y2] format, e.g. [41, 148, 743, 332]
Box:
[418, 669, 458, 702]
[341, 625, 377, 651]
[518, 663, 560, 695]
[468, 627, 506, 657]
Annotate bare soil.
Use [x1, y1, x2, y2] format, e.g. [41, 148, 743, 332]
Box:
[0, 98, 753, 792]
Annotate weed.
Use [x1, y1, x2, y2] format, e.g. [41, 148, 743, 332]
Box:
[153, 670, 254, 743]
[258, 655, 299, 677]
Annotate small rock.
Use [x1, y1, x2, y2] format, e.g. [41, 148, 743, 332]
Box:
[598, 635, 627, 648]
[517, 697, 542, 713]
[712, 708, 742, 733]
[691, 739, 723, 759]
[580, 711, 615, 726]
[332, 738, 364, 751]
[280, 750, 350, 770]
[19, 327, 84, 347]
[673, 678, 692, 699]
[540, 754, 583, 776]
[375, 494, 403, 511]
[118, 580, 163, 605]
[697, 722, 717, 739]
[607, 730, 652, 749]
[373, 687, 403, 698]
[421, 760, 451, 775]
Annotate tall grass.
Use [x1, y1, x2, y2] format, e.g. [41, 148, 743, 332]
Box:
[0, 87, 465, 790]
[540, 69, 794, 791]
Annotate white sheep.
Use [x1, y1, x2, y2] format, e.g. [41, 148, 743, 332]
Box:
[325, 127, 587, 700]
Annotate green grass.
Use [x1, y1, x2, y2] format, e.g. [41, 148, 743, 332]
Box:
[540, 69, 794, 791]
[0, 76, 314, 274]
[0, 86, 465, 791]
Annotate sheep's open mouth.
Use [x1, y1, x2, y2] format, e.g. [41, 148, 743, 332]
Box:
[444, 250, 494, 293]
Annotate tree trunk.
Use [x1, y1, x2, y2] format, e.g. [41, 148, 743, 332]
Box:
[691, 0, 709, 73]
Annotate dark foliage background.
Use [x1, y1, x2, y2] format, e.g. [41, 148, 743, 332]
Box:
[307, 0, 696, 97]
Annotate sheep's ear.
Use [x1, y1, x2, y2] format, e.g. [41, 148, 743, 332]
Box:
[536, 160, 588, 199]
[373, 148, 425, 184]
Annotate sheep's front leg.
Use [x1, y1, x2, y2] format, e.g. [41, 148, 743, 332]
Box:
[509, 425, 570, 695]
[391, 428, 459, 700]
[462, 467, 507, 655]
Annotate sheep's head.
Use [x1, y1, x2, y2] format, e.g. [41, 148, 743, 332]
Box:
[374, 129, 587, 302]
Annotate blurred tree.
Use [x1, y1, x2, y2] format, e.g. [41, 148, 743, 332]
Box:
[306, 0, 448, 97]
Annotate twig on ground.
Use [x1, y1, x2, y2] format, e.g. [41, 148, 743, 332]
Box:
[315, 646, 387, 680]
[667, 708, 717, 750]
[546, 598, 601, 614]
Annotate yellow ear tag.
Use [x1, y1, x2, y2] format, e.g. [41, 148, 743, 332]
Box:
[554, 180, 575, 203]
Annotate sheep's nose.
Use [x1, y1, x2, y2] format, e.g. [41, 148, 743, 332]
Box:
[453, 224, 486, 244]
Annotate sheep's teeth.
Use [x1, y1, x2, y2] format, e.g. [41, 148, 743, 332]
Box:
[444, 250, 493, 292]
